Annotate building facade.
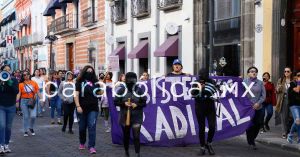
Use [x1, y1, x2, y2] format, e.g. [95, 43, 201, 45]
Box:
[272, 0, 300, 80]
[14, 0, 34, 72]
[108, 0, 194, 79]
[0, 0, 18, 71]
[43, 0, 105, 72]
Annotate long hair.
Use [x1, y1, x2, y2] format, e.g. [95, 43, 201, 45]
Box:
[280, 67, 292, 84]
[76, 65, 98, 83]
[49, 70, 58, 81]
[32, 68, 40, 77]
[20, 71, 31, 83]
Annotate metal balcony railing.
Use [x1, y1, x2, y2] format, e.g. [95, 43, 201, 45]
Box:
[82, 7, 97, 26]
[111, 0, 127, 24]
[157, 0, 182, 10]
[132, 0, 150, 18]
[48, 13, 78, 35]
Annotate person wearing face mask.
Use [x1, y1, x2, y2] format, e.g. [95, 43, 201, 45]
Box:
[74, 65, 101, 154]
[58, 71, 75, 134]
[260, 72, 276, 133]
[114, 72, 147, 157]
[0, 65, 19, 154]
[244, 66, 266, 150]
[191, 69, 218, 156]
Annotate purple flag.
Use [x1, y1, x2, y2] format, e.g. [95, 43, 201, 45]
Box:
[108, 76, 255, 146]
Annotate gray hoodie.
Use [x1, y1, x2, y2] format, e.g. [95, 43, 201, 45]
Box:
[58, 81, 75, 104]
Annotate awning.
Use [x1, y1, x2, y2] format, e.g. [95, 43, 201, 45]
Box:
[59, 0, 74, 3]
[0, 40, 6, 48]
[0, 12, 16, 26]
[110, 44, 125, 60]
[12, 23, 21, 31]
[154, 35, 178, 57]
[43, 0, 66, 16]
[128, 40, 148, 59]
[22, 16, 31, 26]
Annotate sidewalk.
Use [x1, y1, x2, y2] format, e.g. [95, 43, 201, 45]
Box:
[255, 125, 300, 152]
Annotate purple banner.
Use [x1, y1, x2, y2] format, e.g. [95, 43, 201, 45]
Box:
[107, 76, 255, 146]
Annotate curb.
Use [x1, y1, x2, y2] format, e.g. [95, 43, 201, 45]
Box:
[256, 138, 300, 153]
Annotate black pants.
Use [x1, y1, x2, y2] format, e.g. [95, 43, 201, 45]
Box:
[195, 102, 216, 147]
[246, 108, 264, 145]
[62, 102, 75, 130]
[122, 124, 141, 154]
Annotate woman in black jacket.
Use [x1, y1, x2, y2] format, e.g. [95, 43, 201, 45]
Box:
[191, 69, 218, 156]
[0, 65, 19, 154]
[287, 70, 300, 144]
[114, 72, 147, 157]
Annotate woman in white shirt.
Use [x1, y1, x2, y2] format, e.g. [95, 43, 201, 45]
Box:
[31, 69, 45, 117]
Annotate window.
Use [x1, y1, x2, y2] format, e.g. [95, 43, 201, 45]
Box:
[131, 0, 150, 18]
[112, 0, 127, 24]
[157, 0, 182, 11]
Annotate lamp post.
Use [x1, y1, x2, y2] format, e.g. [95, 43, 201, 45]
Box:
[45, 32, 58, 71]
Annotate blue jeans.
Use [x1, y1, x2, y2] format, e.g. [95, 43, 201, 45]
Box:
[289, 106, 300, 138]
[78, 111, 98, 148]
[50, 95, 62, 119]
[36, 89, 43, 115]
[0, 105, 16, 145]
[262, 103, 274, 126]
[21, 99, 37, 132]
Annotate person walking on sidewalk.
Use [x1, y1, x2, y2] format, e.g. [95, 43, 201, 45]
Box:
[75, 65, 100, 154]
[191, 69, 218, 156]
[58, 71, 75, 134]
[48, 71, 62, 125]
[31, 69, 45, 117]
[260, 72, 276, 133]
[275, 67, 293, 139]
[287, 70, 300, 144]
[114, 72, 147, 157]
[0, 65, 19, 154]
[98, 73, 111, 133]
[16, 70, 40, 137]
[244, 66, 266, 150]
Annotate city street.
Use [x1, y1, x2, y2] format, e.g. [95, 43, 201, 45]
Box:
[5, 110, 300, 157]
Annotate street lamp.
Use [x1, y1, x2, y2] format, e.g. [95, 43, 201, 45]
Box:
[45, 32, 58, 71]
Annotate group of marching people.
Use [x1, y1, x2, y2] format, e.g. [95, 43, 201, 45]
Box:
[0, 59, 299, 157]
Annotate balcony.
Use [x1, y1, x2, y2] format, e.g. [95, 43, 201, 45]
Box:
[157, 0, 182, 11]
[82, 7, 97, 27]
[111, 0, 127, 24]
[13, 39, 20, 48]
[48, 14, 78, 35]
[29, 33, 44, 46]
[132, 0, 150, 18]
[20, 36, 28, 47]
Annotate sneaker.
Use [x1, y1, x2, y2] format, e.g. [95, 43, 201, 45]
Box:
[4, 145, 11, 153]
[282, 134, 287, 139]
[260, 128, 266, 134]
[265, 124, 270, 131]
[24, 132, 29, 137]
[51, 121, 55, 125]
[0, 145, 5, 155]
[62, 127, 66, 132]
[79, 144, 85, 150]
[74, 118, 78, 123]
[287, 134, 293, 144]
[105, 127, 111, 133]
[30, 129, 35, 136]
[89, 147, 96, 154]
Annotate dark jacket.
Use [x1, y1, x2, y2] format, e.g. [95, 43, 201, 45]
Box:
[191, 78, 217, 106]
[114, 86, 147, 125]
[288, 81, 300, 107]
[0, 78, 19, 107]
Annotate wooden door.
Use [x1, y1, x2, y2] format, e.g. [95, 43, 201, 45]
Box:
[294, 24, 300, 70]
[68, 44, 74, 71]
